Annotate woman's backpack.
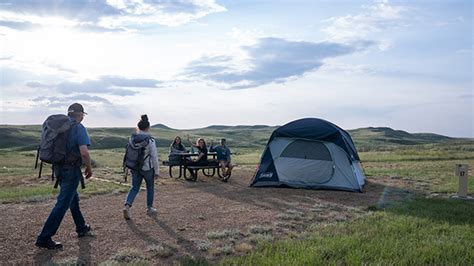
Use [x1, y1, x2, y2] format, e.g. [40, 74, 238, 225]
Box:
[122, 135, 152, 181]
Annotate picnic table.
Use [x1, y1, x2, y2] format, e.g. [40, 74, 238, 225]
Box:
[162, 152, 232, 181]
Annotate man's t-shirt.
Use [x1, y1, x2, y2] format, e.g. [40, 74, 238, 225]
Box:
[66, 118, 90, 166]
[211, 145, 231, 161]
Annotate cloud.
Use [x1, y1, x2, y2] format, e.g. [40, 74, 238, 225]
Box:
[100, 75, 161, 87]
[45, 63, 77, 73]
[32, 94, 113, 108]
[0, 0, 226, 32]
[0, 19, 41, 31]
[25, 75, 162, 96]
[183, 37, 373, 89]
[102, 0, 226, 27]
[73, 23, 127, 33]
[321, 0, 407, 43]
[25, 81, 49, 88]
[0, 66, 43, 87]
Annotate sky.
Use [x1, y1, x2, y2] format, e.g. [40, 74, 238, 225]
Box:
[0, 0, 472, 137]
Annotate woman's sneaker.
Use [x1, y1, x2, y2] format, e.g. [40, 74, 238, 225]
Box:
[123, 204, 131, 220]
[147, 207, 157, 216]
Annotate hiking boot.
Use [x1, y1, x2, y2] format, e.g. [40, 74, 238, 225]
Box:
[123, 204, 131, 220]
[147, 207, 157, 216]
[35, 239, 63, 250]
[77, 224, 93, 238]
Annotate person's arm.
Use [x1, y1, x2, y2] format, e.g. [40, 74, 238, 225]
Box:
[79, 145, 93, 179]
[182, 145, 189, 153]
[170, 146, 182, 154]
[186, 135, 198, 147]
[194, 152, 204, 162]
[226, 147, 231, 162]
[150, 140, 160, 177]
[77, 124, 92, 179]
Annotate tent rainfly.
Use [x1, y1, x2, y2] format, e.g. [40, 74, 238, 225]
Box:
[250, 118, 366, 192]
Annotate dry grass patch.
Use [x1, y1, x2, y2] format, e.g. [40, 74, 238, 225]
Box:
[249, 225, 273, 235]
[218, 244, 234, 255]
[148, 244, 176, 258]
[102, 248, 149, 265]
[234, 242, 253, 254]
[248, 233, 273, 244]
[277, 209, 305, 221]
[206, 229, 241, 240]
[195, 239, 212, 252]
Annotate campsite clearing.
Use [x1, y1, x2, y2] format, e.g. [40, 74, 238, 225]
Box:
[0, 168, 415, 264]
[0, 130, 473, 264]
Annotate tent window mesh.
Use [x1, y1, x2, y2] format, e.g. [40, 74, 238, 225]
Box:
[280, 140, 332, 161]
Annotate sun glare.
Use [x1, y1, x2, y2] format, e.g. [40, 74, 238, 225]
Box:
[12, 21, 110, 77]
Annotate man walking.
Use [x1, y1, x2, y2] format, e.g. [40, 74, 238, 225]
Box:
[35, 103, 93, 249]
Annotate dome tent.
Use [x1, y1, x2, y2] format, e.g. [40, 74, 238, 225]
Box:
[250, 118, 366, 192]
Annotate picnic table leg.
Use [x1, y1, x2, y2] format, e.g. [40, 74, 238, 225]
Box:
[169, 166, 174, 178]
[192, 169, 198, 181]
[183, 165, 191, 180]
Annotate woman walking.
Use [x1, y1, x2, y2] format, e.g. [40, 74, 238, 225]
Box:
[123, 115, 159, 219]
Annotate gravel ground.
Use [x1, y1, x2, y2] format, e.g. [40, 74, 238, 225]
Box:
[0, 168, 411, 264]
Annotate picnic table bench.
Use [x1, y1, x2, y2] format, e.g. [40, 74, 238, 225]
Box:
[162, 152, 232, 181]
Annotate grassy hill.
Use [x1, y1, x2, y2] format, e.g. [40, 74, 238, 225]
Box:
[349, 127, 454, 151]
[0, 124, 469, 151]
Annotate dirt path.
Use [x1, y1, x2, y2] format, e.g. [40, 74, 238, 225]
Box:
[0, 169, 411, 264]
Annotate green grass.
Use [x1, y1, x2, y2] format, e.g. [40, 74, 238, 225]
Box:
[360, 146, 474, 193]
[0, 184, 55, 203]
[0, 178, 129, 203]
[221, 198, 474, 265]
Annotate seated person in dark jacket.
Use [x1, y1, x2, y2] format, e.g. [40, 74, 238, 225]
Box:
[186, 137, 209, 177]
[210, 138, 233, 181]
[168, 136, 188, 165]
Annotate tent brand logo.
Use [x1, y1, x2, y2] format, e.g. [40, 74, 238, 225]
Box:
[260, 172, 273, 178]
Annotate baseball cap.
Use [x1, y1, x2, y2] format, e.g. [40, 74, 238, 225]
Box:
[67, 103, 87, 115]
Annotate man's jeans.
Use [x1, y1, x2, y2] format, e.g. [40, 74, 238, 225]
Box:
[125, 169, 155, 208]
[37, 167, 87, 243]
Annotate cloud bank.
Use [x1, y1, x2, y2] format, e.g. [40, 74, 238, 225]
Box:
[0, 0, 226, 32]
[184, 37, 374, 89]
[26, 75, 162, 96]
[322, 0, 407, 49]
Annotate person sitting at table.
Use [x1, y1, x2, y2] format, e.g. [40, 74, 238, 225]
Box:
[210, 138, 234, 182]
[168, 136, 188, 165]
[186, 137, 209, 178]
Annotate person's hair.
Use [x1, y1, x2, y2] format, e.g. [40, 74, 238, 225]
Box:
[197, 138, 206, 148]
[137, 114, 150, 131]
[171, 136, 184, 150]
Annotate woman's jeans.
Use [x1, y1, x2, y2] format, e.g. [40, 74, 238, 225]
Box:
[37, 167, 87, 243]
[125, 169, 155, 208]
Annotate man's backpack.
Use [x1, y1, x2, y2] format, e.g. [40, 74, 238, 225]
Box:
[34, 114, 83, 188]
[122, 135, 152, 181]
